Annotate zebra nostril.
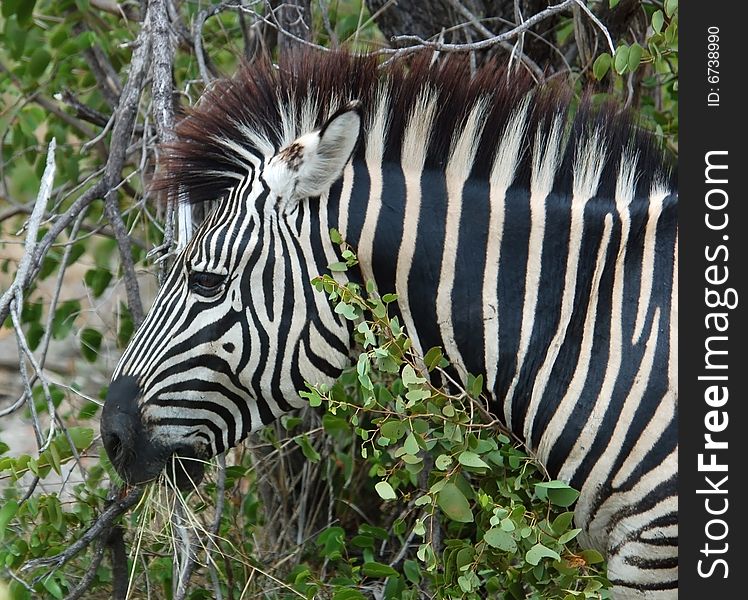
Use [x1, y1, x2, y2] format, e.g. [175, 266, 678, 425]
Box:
[101, 375, 143, 475]
[104, 430, 123, 461]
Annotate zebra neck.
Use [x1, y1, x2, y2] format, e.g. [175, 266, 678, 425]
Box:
[326, 157, 677, 482]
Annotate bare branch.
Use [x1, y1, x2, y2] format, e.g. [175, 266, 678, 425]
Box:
[0, 139, 57, 338]
[62, 536, 107, 600]
[445, 0, 544, 81]
[100, 18, 155, 327]
[573, 0, 615, 54]
[318, 0, 339, 47]
[21, 486, 144, 574]
[108, 525, 129, 600]
[383, 0, 578, 61]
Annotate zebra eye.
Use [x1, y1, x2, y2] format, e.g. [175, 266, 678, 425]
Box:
[189, 270, 226, 297]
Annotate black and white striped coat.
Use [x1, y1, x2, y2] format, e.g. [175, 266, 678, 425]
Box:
[101, 52, 677, 599]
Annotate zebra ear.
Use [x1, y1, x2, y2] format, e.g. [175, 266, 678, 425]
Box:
[266, 101, 361, 201]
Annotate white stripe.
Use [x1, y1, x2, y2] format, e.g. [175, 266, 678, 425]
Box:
[483, 96, 531, 395]
[571, 306, 661, 533]
[523, 127, 607, 440]
[545, 153, 638, 490]
[632, 182, 669, 343]
[586, 449, 677, 556]
[536, 213, 614, 465]
[336, 161, 355, 242]
[505, 115, 563, 426]
[395, 88, 438, 360]
[356, 87, 390, 286]
[436, 100, 488, 380]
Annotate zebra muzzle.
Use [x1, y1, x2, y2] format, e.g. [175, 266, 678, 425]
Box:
[101, 376, 205, 488]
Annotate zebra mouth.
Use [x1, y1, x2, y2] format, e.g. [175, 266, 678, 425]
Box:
[165, 448, 207, 490]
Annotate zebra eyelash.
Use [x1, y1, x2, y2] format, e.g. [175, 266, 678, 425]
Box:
[188, 268, 228, 298]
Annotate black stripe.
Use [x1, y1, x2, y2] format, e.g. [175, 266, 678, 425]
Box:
[407, 167, 448, 358]
[451, 177, 489, 380]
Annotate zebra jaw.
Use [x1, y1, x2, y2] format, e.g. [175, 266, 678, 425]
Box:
[101, 375, 208, 489]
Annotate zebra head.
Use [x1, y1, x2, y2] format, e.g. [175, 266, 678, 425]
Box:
[100, 103, 362, 487]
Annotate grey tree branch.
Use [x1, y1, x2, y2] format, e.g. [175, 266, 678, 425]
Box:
[0, 139, 57, 341]
[149, 0, 186, 273]
[21, 486, 144, 574]
[382, 0, 599, 63]
[445, 0, 544, 81]
[101, 20, 154, 327]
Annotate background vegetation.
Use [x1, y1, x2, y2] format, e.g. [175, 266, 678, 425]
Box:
[0, 1, 677, 598]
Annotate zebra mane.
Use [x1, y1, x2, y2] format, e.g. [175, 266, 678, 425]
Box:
[153, 50, 676, 205]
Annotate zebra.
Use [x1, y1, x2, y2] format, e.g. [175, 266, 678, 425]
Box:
[100, 51, 678, 598]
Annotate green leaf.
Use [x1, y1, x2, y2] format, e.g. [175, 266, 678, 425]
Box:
[43, 577, 63, 600]
[49, 24, 69, 48]
[2, 0, 20, 18]
[628, 43, 643, 72]
[592, 53, 612, 80]
[525, 543, 561, 566]
[4, 16, 27, 61]
[80, 328, 103, 362]
[403, 559, 421, 584]
[328, 261, 348, 272]
[333, 590, 366, 600]
[329, 228, 343, 244]
[21, 301, 42, 324]
[84, 268, 113, 298]
[424, 346, 444, 371]
[27, 47, 51, 78]
[380, 420, 405, 442]
[457, 451, 490, 469]
[26, 322, 44, 351]
[609, 0, 620, 7]
[651, 10, 665, 34]
[467, 373, 483, 398]
[375, 481, 397, 500]
[65, 242, 86, 266]
[405, 388, 430, 402]
[580, 549, 606, 565]
[551, 511, 575, 535]
[500, 517, 515, 532]
[558, 528, 582, 545]
[0, 500, 19, 541]
[362, 561, 398, 578]
[334, 302, 357, 320]
[403, 432, 420, 455]
[483, 526, 517, 551]
[401, 364, 426, 387]
[117, 304, 134, 348]
[536, 480, 580, 507]
[413, 519, 426, 536]
[51, 300, 80, 340]
[614, 44, 630, 74]
[547, 486, 580, 507]
[16, 0, 36, 26]
[664, 0, 677, 18]
[47, 443, 62, 475]
[437, 482, 473, 523]
[67, 427, 94, 450]
[435, 454, 453, 470]
[294, 434, 320, 462]
[78, 401, 100, 419]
